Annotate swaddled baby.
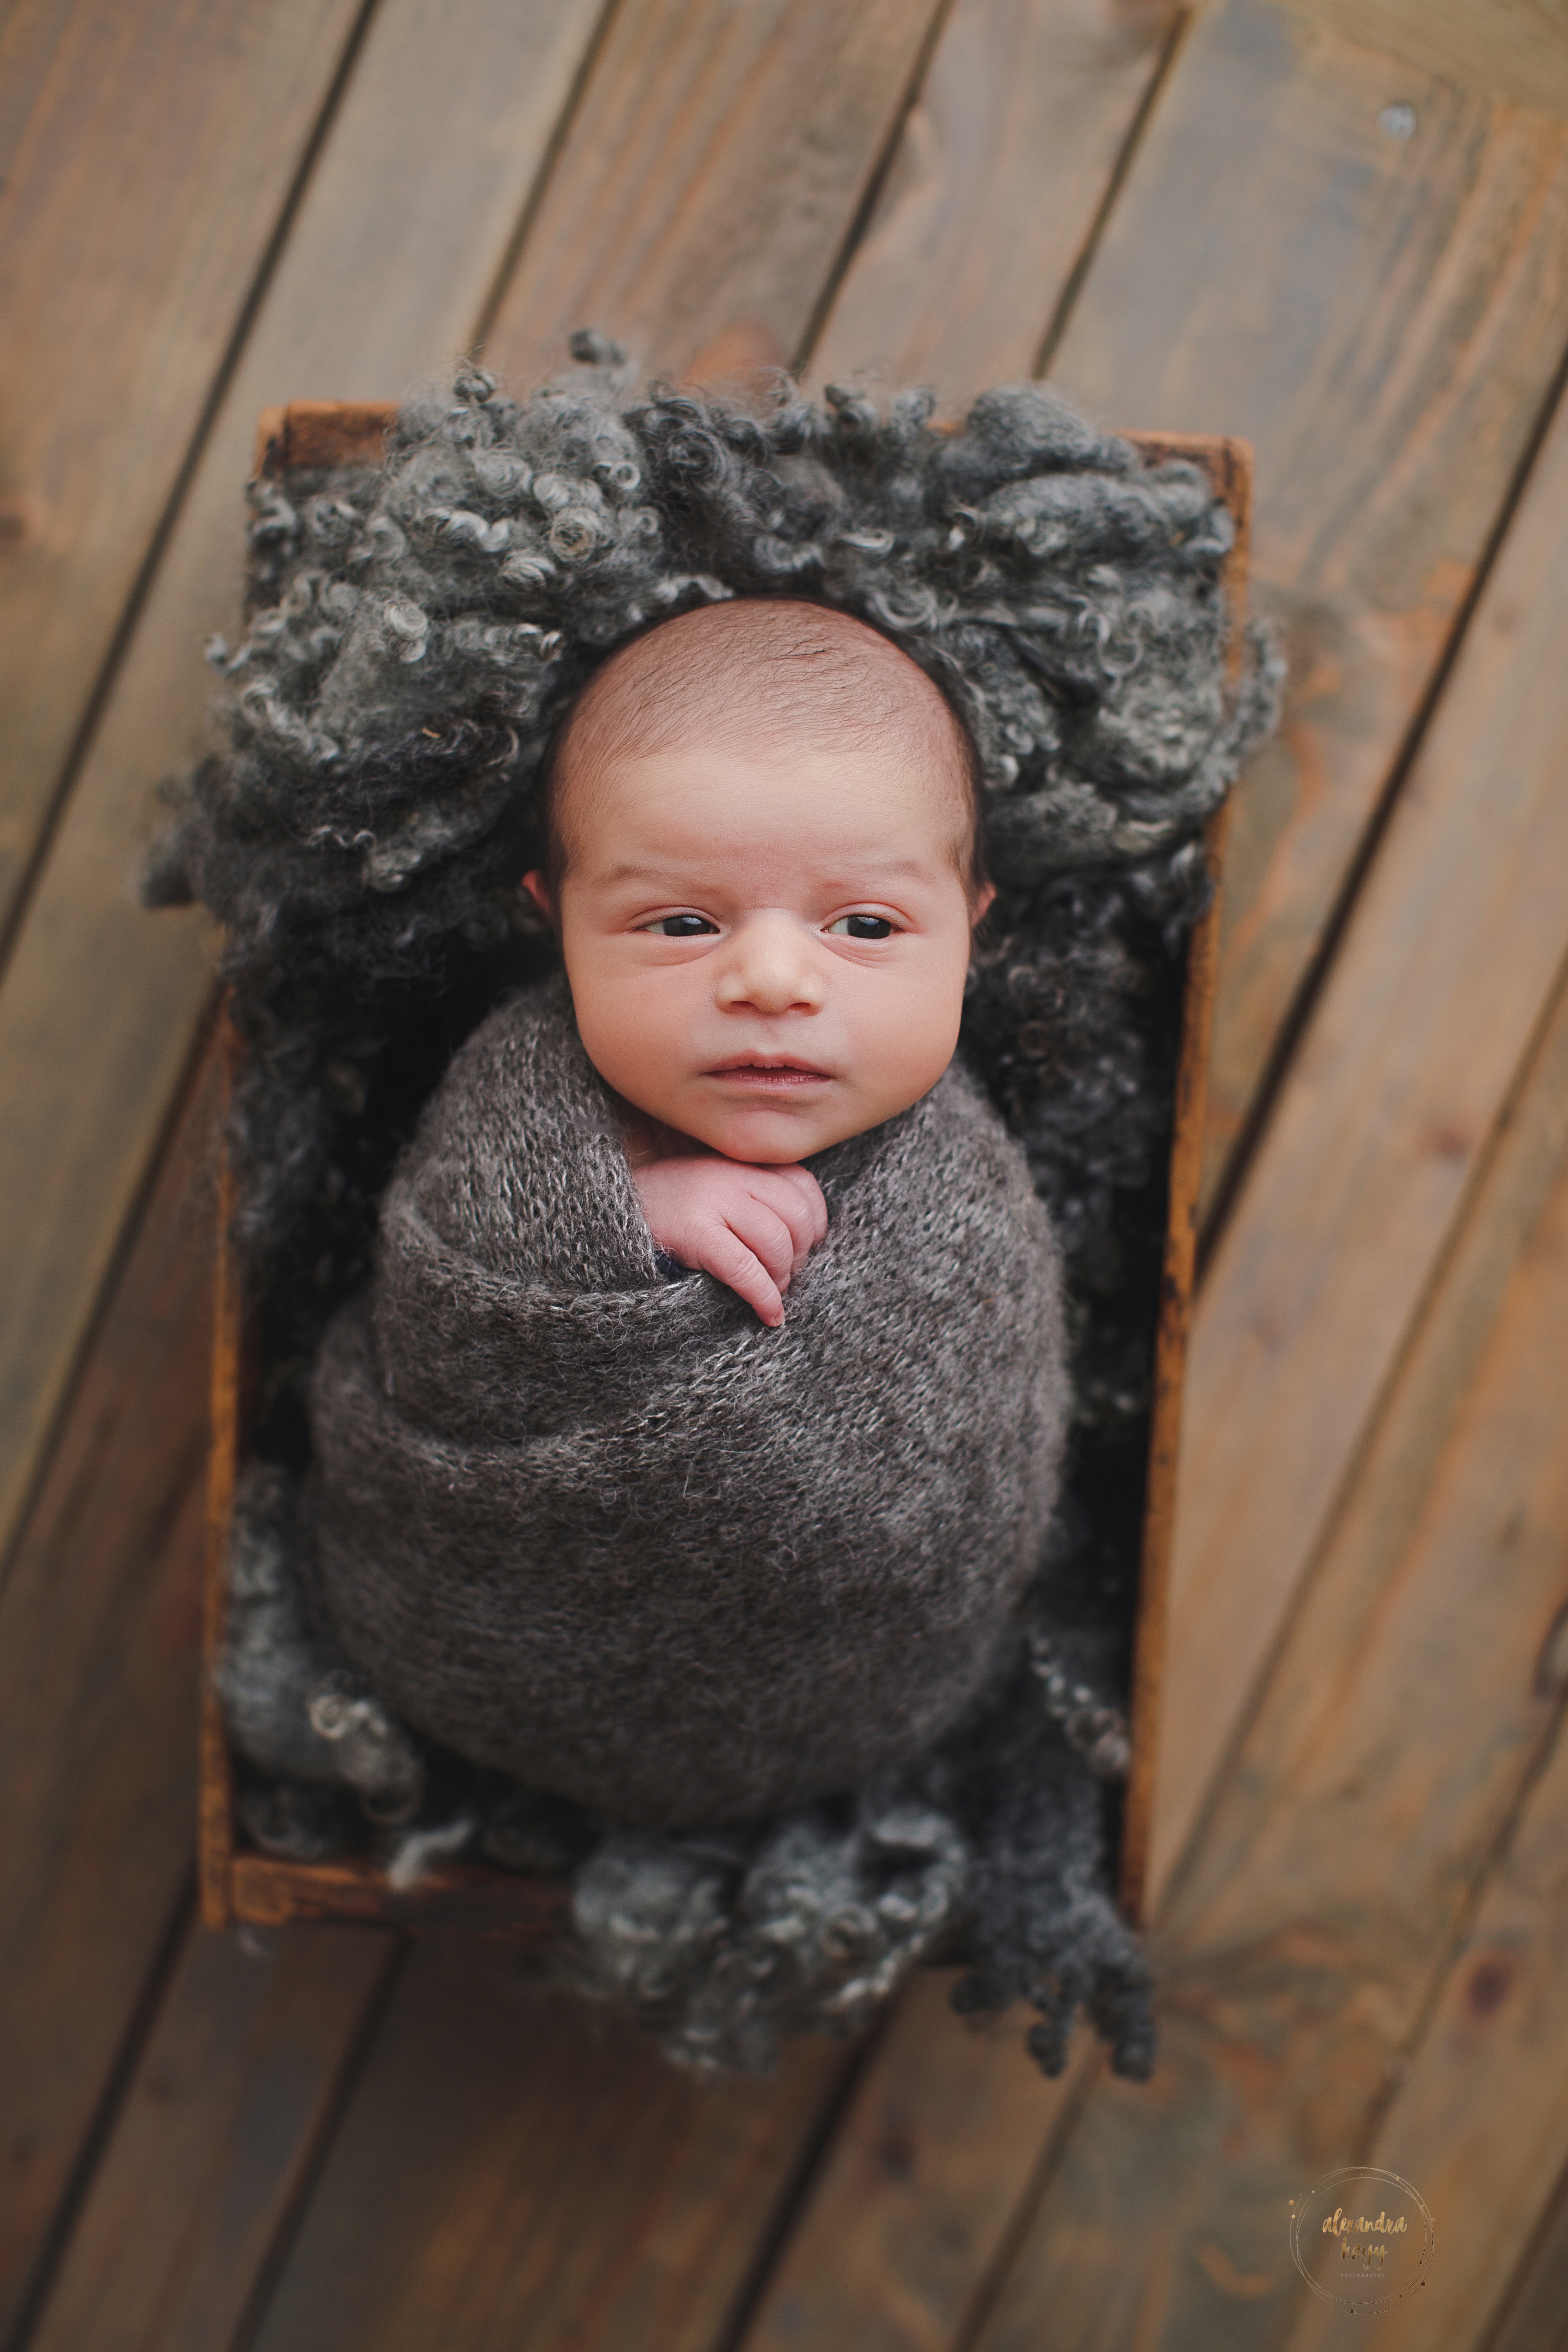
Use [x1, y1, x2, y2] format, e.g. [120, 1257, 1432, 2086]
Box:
[308, 598, 1070, 1827]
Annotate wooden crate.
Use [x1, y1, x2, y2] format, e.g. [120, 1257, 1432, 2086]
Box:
[201, 402, 1253, 1939]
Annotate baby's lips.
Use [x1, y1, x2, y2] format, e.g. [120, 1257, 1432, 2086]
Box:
[703, 1062, 834, 1083]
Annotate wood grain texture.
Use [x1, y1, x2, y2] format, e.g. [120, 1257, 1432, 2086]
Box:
[1484, 2142, 1568, 2352]
[24, 1924, 395, 2352]
[1163, 951, 1568, 1960]
[246, 1942, 851, 2352]
[1262, 1111, 1568, 2351]
[807, 0, 1181, 400]
[255, 398, 398, 475]
[1138, 165, 1568, 1908]
[1119, 437, 1252, 1924]
[1253, 0, 1568, 119]
[0, 0, 366, 940]
[482, 0, 949, 384]
[1279, 1728, 1568, 2352]
[0, 1030, 220, 2344]
[0, 0, 608, 1580]
[1046, 0, 1568, 1212]
[968, 909, 1568, 2351]
[229, 1854, 569, 1936]
[739, 1974, 1097, 2352]
[200, 1017, 241, 1931]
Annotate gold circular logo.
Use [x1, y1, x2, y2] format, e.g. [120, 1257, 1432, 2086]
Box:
[1289, 2169, 1434, 2311]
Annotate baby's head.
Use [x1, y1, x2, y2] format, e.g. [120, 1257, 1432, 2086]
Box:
[523, 599, 993, 1163]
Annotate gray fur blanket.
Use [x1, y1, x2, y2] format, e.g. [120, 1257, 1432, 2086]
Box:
[307, 973, 1070, 1828]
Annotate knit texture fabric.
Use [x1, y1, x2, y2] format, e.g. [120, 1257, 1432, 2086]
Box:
[308, 973, 1070, 1828]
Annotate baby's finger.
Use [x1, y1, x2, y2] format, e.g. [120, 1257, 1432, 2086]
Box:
[748, 1168, 828, 1268]
[698, 1224, 786, 1327]
[746, 1179, 815, 1273]
[784, 1167, 829, 1254]
[768, 1162, 829, 1229]
[725, 1201, 797, 1299]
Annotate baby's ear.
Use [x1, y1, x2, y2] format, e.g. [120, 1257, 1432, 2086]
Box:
[971, 881, 997, 927]
[521, 870, 555, 923]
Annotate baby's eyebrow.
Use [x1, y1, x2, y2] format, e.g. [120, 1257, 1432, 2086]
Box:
[598, 862, 686, 885]
[597, 854, 938, 887]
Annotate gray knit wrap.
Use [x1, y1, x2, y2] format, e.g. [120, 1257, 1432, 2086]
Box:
[307, 973, 1069, 1828]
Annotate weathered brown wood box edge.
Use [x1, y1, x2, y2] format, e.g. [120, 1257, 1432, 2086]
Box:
[201, 402, 1253, 1943]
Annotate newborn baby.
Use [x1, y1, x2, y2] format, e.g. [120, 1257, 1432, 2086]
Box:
[528, 597, 1001, 1320]
[307, 598, 1070, 1826]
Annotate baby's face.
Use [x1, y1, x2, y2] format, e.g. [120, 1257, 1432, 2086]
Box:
[533, 736, 988, 1162]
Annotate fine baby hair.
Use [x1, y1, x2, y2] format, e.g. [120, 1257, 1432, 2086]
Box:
[148, 339, 1279, 2077]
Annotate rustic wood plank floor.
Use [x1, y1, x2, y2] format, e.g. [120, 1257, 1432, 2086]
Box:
[4, 3, 1565, 2347]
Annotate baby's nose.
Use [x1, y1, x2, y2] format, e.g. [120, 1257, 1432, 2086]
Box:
[714, 916, 824, 1013]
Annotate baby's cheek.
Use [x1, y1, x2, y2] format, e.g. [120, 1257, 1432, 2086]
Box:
[569, 975, 681, 1110]
[598, 1043, 686, 1129]
[857, 977, 963, 1114]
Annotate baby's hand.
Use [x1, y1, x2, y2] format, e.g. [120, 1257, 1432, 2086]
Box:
[632, 1157, 828, 1328]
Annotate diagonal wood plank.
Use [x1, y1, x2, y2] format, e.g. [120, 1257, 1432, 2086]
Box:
[1482, 2143, 1568, 2352]
[0, 0, 368, 942]
[244, 1943, 850, 2352]
[741, 1974, 1098, 2352]
[0, 1028, 220, 2347]
[1260, 0, 1568, 118]
[1147, 348, 1568, 1901]
[22, 1925, 395, 2352]
[482, 0, 950, 385]
[0, 0, 609, 1584]
[1045, 0, 1568, 1213]
[806, 0, 1182, 400]
[1279, 1721, 1568, 2352]
[1165, 980, 1568, 1968]
[966, 920, 1568, 2348]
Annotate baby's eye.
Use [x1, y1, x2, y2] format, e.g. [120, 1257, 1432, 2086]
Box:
[827, 913, 897, 940]
[643, 913, 719, 937]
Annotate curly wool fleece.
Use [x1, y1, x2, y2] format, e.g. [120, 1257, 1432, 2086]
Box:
[148, 343, 1277, 1319]
[308, 973, 1069, 1826]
